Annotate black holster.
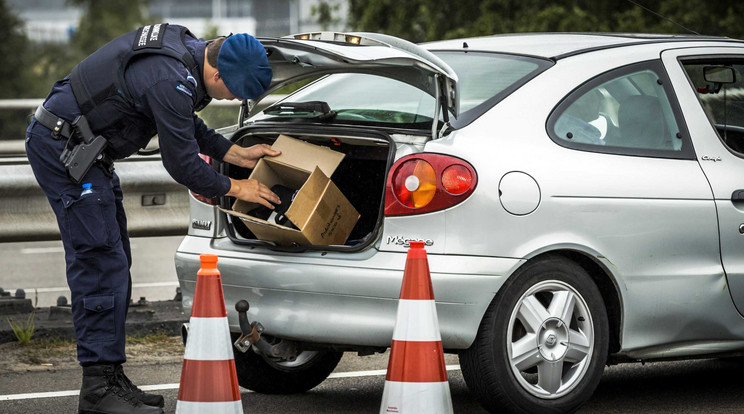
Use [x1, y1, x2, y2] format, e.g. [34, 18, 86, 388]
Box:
[34, 106, 113, 183]
[58, 115, 110, 183]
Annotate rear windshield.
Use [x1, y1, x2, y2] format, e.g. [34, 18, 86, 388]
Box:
[254, 52, 551, 129]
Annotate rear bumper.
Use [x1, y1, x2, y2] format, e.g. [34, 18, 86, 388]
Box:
[175, 235, 522, 349]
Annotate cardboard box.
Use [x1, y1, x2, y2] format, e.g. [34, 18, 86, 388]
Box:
[221, 135, 360, 246]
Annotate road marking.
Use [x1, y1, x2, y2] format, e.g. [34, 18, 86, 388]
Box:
[21, 287, 67, 293]
[0, 390, 80, 401]
[329, 364, 460, 379]
[20, 247, 65, 254]
[0, 365, 461, 401]
[23, 282, 179, 293]
[19, 243, 142, 255]
[131, 282, 180, 288]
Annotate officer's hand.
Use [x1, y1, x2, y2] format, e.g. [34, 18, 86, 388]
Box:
[223, 144, 281, 169]
[227, 178, 281, 209]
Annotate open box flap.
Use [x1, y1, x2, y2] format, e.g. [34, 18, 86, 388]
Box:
[270, 134, 345, 177]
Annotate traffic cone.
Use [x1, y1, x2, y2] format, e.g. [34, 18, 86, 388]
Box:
[380, 241, 454, 414]
[176, 254, 243, 414]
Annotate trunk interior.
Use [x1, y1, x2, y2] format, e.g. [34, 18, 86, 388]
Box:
[219, 126, 394, 250]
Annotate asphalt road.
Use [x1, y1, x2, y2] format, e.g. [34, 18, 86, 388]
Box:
[1, 352, 742, 413]
[0, 236, 183, 307]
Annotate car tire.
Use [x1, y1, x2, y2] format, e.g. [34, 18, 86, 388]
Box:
[460, 255, 609, 414]
[232, 344, 343, 394]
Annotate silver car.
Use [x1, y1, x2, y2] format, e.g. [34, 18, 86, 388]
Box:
[176, 32, 744, 413]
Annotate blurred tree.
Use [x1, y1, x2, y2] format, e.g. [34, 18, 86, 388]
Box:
[202, 22, 221, 40]
[312, 0, 342, 30]
[28, 42, 85, 100]
[509, 4, 604, 33]
[656, 0, 744, 36]
[0, 0, 38, 139]
[69, 0, 154, 56]
[347, 0, 744, 42]
[0, 0, 32, 99]
[0, 0, 155, 140]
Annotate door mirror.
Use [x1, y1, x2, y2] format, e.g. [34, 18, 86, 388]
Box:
[704, 66, 736, 84]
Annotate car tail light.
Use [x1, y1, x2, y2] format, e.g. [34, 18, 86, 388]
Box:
[190, 154, 218, 205]
[442, 165, 472, 195]
[385, 154, 477, 216]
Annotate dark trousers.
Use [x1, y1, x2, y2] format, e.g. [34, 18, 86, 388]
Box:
[25, 119, 132, 365]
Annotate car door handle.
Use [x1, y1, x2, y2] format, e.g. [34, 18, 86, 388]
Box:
[732, 190, 744, 202]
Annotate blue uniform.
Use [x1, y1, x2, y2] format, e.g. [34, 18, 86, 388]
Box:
[25, 33, 233, 364]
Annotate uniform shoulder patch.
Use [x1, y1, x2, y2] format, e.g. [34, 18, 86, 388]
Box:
[175, 81, 193, 97]
[186, 75, 198, 88]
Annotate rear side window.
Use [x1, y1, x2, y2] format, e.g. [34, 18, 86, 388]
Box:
[682, 59, 744, 156]
[548, 61, 694, 159]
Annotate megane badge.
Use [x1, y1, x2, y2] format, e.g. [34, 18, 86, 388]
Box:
[192, 219, 212, 231]
[386, 235, 434, 247]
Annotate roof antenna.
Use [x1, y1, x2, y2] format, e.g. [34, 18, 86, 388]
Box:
[625, 0, 700, 35]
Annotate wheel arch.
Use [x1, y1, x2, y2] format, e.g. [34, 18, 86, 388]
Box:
[520, 248, 623, 355]
[459, 247, 619, 412]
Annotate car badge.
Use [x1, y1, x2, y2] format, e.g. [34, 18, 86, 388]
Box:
[192, 219, 212, 231]
[385, 235, 434, 247]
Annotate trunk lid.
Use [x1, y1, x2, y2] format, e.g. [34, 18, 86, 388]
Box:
[257, 32, 459, 118]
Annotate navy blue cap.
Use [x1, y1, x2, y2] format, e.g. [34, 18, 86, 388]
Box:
[217, 34, 272, 99]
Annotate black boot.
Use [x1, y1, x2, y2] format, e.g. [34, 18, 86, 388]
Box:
[78, 364, 163, 414]
[115, 364, 165, 407]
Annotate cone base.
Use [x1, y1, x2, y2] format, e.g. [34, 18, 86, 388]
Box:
[176, 400, 243, 414]
[380, 380, 454, 414]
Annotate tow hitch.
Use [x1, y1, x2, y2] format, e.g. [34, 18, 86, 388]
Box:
[233, 300, 298, 361]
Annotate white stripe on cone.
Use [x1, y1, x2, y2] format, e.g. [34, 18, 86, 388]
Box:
[175, 400, 243, 414]
[392, 299, 441, 342]
[184, 316, 235, 361]
[380, 382, 454, 414]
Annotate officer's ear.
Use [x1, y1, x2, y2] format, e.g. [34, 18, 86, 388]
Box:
[206, 70, 220, 86]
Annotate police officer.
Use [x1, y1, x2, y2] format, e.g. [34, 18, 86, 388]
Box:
[25, 24, 281, 414]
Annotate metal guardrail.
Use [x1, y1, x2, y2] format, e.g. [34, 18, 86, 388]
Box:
[0, 156, 190, 243]
[0, 96, 284, 243]
[0, 99, 44, 109]
[0, 96, 282, 155]
[0, 98, 242, 110]
[0, 100, 219, 242]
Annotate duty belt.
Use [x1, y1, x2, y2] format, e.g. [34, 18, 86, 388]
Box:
[34, 105, 73, 140]
[33, 105, 115, 179]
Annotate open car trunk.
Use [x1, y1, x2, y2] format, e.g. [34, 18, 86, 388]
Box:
[219, 125, 395, 251]
[215, 31, 461, 250]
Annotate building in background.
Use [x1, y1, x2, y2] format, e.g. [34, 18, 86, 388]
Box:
[7, 0, 348, 42]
